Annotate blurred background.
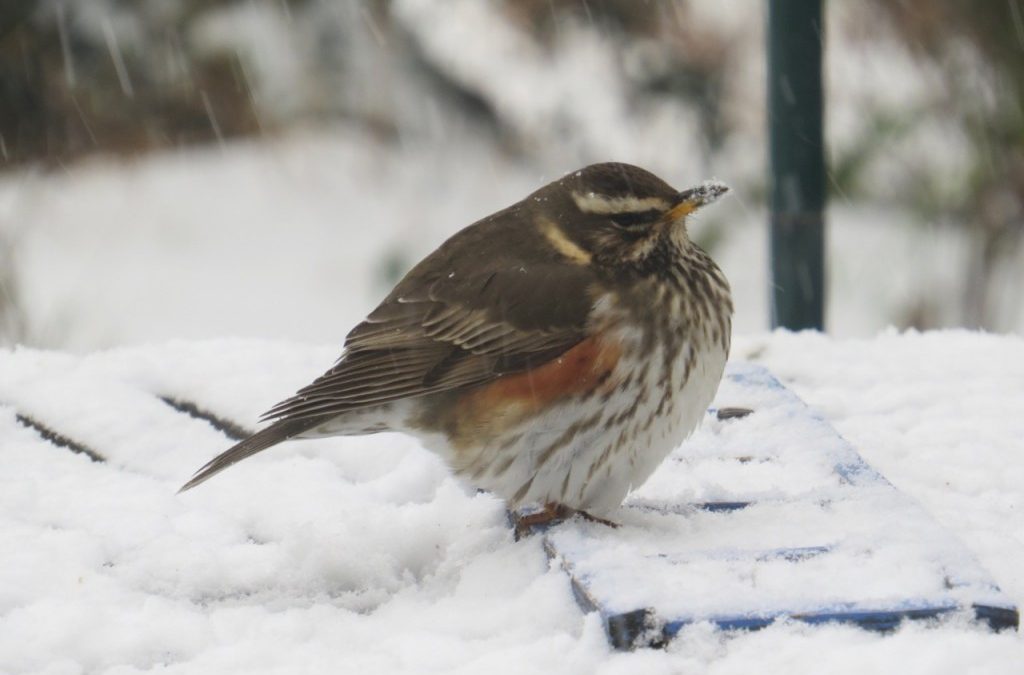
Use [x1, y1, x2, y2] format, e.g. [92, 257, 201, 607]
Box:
[0, 0, 1022, 351]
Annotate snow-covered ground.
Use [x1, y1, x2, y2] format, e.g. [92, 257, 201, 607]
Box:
[1, 330, 1021, 673]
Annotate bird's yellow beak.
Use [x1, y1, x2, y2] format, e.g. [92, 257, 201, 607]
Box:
[667, 181, 730, 220]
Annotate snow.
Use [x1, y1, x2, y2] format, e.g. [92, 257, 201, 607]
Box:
[549, 364, 1012, 627]
[1, 331, 1022, 673]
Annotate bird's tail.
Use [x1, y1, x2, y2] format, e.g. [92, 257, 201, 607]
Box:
[178, 417, 322, 492]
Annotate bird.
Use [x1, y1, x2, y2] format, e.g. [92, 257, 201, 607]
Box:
[180, 162, 732, 532]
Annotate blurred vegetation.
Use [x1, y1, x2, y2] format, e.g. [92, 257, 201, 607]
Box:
[0, 0, 728, 166]
[855, 1, 1024, 330]
[0, 0, 263, 165]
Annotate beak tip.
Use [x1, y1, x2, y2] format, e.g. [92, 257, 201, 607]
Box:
[700, 180, 730, 202]
[676, 180, 730, 211]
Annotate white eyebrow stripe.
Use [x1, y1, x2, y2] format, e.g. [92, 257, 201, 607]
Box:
[572, 192, 670, 214]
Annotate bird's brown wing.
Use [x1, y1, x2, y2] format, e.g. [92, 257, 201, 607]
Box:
[261, 260, 596, 422]
[261, 206, 599, 422]
[179, 207, 598, 492]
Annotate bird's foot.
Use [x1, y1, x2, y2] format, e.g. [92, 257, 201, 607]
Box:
[512, 502, 619, 540]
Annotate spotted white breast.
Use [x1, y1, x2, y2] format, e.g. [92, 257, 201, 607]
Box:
[407, 285, 730, 515]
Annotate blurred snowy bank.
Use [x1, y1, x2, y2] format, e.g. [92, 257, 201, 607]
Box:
[0, 130, 1013, 352]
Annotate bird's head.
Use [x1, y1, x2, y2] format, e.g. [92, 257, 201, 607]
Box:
[531, 162, 728, 271]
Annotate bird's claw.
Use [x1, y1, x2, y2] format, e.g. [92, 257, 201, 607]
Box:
[512, 502, 619, 540]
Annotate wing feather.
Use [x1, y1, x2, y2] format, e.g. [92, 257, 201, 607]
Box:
[262, 264, 595, 423]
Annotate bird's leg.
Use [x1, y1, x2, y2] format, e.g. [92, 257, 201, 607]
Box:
[512, 502, 619, 539]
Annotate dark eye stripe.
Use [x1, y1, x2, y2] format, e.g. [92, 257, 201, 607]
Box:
[609, 209, 662, 228]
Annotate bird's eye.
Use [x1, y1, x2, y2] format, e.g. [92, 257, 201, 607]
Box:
[608, 209, 661, 229]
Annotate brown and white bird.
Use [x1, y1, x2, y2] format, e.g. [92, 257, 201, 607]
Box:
[181, 163, 732, 528]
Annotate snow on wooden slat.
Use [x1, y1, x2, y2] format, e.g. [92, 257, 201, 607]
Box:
[528, 364, 1018, 649]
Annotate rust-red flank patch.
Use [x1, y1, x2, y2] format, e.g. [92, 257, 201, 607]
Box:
[449, 334, 623, 447]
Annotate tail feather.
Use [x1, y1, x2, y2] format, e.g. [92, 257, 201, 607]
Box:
[179, 417, 322, 492]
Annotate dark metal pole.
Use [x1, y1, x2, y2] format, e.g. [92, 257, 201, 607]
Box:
[768, 0, 826, 330]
